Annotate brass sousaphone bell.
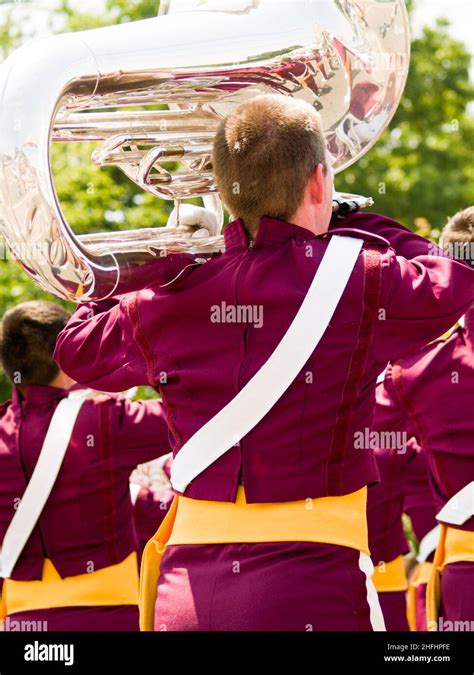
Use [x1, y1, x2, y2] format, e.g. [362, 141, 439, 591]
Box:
[0, 0, 410, 301]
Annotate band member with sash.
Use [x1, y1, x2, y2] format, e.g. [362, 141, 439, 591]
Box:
[403, 444, 439, 632]
[0, 301, 171, 631]
[371, 208, 474, 631]
[371, 378, 440, 632]
[407, 537, 440, 631]
[55, 95, 474, 632]
[368, 377, 438, 631]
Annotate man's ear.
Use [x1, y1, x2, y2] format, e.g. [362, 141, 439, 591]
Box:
[309, 163, 326, 205]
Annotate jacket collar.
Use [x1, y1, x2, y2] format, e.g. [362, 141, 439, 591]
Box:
[224, 216, 317, 253]
[12, 384, 69, 410]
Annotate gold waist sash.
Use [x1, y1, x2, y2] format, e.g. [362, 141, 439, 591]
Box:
[427, 525, 474, 631]
[1, 552, 139, 618]
[372, 555, 408, 593]
[407, 561, 433, 631]
[139, 486, 369, 631]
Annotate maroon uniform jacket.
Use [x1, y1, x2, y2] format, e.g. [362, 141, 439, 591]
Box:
[54, 213, 474, 504]
[375, 313, 474, 533]
[0, 385, 171, 581]
[368, 439, 437, 566]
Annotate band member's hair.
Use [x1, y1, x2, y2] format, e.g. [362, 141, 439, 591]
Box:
[440, 206, 474, 267]
[213, 94, 328, 236]
[0, 301, 70, 387]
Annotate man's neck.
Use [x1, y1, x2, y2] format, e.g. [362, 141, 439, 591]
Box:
[290, 216, 331, 237]
[48, 372, 76, 390]
[289, 204, 331, 237]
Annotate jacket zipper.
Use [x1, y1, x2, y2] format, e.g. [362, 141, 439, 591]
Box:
[235, 239, 254, 485]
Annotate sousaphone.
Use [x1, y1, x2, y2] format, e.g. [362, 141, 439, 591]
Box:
[0, 0, 410, 301]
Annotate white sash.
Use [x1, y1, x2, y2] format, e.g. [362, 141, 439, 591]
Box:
[416, 525, 441, 563]
[436, 481, 474, 526]
[0, 394, 88, 579]
[376, 366, 388, 385]
[130, 483, 142, 506]
[171, 234, 364, 492]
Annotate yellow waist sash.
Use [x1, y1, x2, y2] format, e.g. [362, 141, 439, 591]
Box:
[169, 485, 369, 549]
[407, 561, 433, 631]
[427, 525, 474, 631]
[139, 486, 369, 631]
[410, 561, 434, 588]
[1, 552, 139, 618]
[372, 555, 408, 593]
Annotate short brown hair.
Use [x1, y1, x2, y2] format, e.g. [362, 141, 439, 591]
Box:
[0, 301, 70, 387]
[212, 94, 328, 235]
[440, 206, 474, 267]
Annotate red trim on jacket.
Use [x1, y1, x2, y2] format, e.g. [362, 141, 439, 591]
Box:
[327, 246, 382, 493]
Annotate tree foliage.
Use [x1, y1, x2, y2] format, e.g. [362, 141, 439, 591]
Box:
[0, 0, 472, 400]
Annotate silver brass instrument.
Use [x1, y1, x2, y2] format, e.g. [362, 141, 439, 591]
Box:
[0, 0, 410, 301]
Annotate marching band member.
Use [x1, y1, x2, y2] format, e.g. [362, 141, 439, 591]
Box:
[371, 379, 439, 632]
[407, 535, 440, 631]
[55, 95, 474, 631]
[403, 445, 439, 632]
[0, 301, 171, 631]
[372, 208, 474, 631]
[367, 432, 437, 630]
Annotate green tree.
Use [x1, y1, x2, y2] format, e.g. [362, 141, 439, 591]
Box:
[0, 0, 32, 60]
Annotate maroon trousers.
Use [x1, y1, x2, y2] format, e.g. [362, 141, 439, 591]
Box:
[439, 562, 474, 628]
[4, 605, 139, 631]
[154, 541, 381, 631]
[415, 583, 428, 631]
[377, 591, 409, 631]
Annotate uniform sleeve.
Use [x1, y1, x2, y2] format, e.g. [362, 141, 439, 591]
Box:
[111, 397, 173, 468]
[332, 211, 474, 361]
[372, 372, 418, 438]
[375, 250, 473, 362]
[401, 441, 437, 543]
[373, 374, 437, 543]
[54, 294, 152, 392]
[331, 211, 445, 259]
